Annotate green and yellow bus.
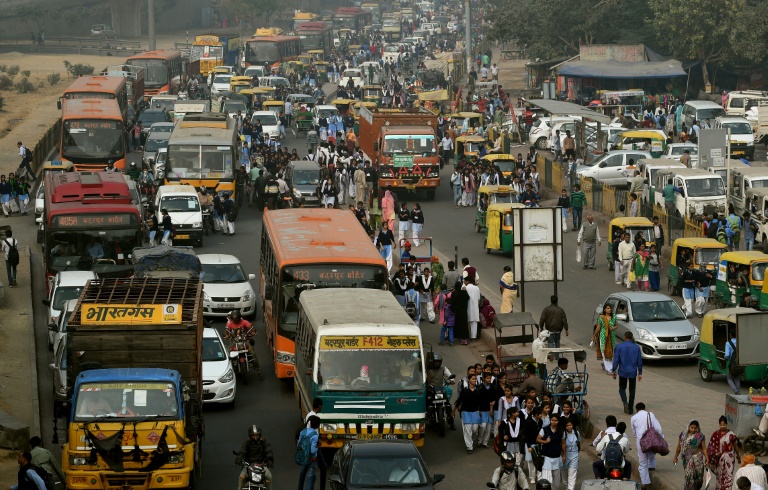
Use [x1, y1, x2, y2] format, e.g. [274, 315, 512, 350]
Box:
[295, 288, 426, 447]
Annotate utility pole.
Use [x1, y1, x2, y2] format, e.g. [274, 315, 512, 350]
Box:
[464, 0, 472, 75]
[148, 0, 156, 51]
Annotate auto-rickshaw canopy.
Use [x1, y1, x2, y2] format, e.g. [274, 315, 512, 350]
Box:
[670, 238, 727, 267]
[719, 251, 768, 286]
[700, 307, 760, 344]
[485, 203, 524, 250]
[477, 185, 516, 203]
[608, 217, 654, 240]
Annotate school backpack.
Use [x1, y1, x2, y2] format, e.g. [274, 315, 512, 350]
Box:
[658, 114, 666, 127]
[295, 428, 313, 466]
[716, 224, 728, 245]
[726, 215, 740, 238]
[23, 146, 32, 160]
[603, 433, 625, 470]
[4, 239, 19, 267]
[404, 290, 418, 319]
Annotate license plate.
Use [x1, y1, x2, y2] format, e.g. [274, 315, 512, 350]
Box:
[405, 185, 416, 190]
[356, 434, 382, 440]
[217, 303, 235, 308]
[733, 150, 744, 155]
[668, 343, 688, 350]
[175, 234, 190, 240]
[203, 389, 210, 394]
[305, 196, 318, 201]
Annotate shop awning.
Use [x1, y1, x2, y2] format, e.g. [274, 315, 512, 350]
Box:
[526, 99, 612, 123]
[557, 59, 687, 79]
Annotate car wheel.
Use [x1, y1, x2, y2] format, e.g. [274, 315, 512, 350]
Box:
[699, 364, 713, 382]
[536, 137, 547, 150]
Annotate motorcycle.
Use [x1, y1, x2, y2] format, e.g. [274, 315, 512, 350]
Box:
[227, 326, 255, 385]
[279, 192, 295, 209]
[233, 451, 269, 490]
[426, 374, 455, 437]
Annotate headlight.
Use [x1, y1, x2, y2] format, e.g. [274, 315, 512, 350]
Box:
[192, 222, 203, 228]
[219, 368, 235, 383]
[252, 473, 263, 483]
[35, 205, 43, 214]
[71, 457, 88, 466]
[636, 328, 655, 341]
[693, 327, 700, 341]
[167, 454, 185, 464]
[204, 290, 211, 302]
[400, 423, 417, 432]
[434, 392, 444, 399]
[242, 289, 252, 302]
[322, 423, 338, 432]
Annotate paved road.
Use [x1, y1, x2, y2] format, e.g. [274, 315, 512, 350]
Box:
[23, 121, 739, 490]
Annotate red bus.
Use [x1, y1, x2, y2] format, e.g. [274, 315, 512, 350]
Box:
[243, 35, 301, 68]
[296, 22, 334, 58]
[43, 172, 142, 291]
[60, 99, 126, 171]
[126, 50, 184, 98]
[334, 7, 373, 32]
[59, 75, 129, 124]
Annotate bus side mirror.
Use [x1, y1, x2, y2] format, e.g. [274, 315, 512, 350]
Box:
[265, 285, 274, 297]
[373, 142, 379, 152]
[57, 99, 61, 110]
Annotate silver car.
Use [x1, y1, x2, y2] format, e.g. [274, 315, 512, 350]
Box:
[593, 292, 700, 360]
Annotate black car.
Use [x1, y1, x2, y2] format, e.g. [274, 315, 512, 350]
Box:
[329, 440, 444, 490]
[137, 108, 172, 137]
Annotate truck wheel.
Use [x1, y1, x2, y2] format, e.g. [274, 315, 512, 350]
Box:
[426, 190, 436, 201]
[536, 137, 547, 150]
[699, 364, 713, 382]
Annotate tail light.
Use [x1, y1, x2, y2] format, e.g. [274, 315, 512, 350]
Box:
[608, 469, 622, 479]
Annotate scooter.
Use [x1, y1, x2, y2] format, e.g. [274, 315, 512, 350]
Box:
[233, 451, 269, 490]
[202, 204, 216, 236]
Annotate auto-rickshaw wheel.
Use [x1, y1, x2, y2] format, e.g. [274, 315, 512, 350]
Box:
[699, 363, 713, 382]
[668, 280, 677, 296]
[483, 239, 490, 254]
[474, 221, 480, 233]
[715, 295, 725, 309]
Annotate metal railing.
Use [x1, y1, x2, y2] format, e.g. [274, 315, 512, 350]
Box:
[0, 36, 143, 56]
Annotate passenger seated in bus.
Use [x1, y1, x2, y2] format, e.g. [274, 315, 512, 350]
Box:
[105, 238, 126, 264]
[85, 236, 105, 260]
[51, 240, 77, 257]
[351, 365, 371, 388]
[320, 356, 347, 388]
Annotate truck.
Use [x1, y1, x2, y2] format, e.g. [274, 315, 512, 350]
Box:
[358, 106, 440, 200]
[746, 188, 768, 253]
[62, 276, 204, 490]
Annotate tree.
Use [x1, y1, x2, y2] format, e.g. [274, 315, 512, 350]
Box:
[15, 3, 47, 32]
[647, 0, 764, 88]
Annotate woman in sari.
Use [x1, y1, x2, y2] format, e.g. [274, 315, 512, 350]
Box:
[498, 266, 517, 313]
[674, 420, 709, 490]
[707, 416, 740, 490]
[634, 243, 650, 291]
[382, 190, 395, 231]
[590, 304, 617, 372]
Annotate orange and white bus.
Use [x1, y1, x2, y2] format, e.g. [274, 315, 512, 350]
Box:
[60, 99, 126, 171]
[243, 35, 301, 69]
[126, 49, 184, 98]
[259, 208, 389, 378]
[59, 75, 129, 124]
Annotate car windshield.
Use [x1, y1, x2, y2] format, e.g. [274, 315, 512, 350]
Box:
[383, 135, 436, 155]
[294, 169, 320, 186]
[318, 345, 424, 392]
[685, 178, 725, 197]
[490, 160, 515, 172]
[349, 456, 428, 486]
[753, 262, 768, 281]
[631, 300, 686, 322]
[723, 122, 753, 135]
[149, 125, 174, 134]
[214, 75, 232, 85]
[152, 100, 175, 111]
[139, 112, 168, 125]
[53, 286, 85, 311]
[160, 195, 200, 212]
[695, 248, 725, 267]
[698, 108, 726, 120]
[144, 137, 168, 153]
[202, 337, 227, 362]
[344, 70, 361, 78]
[201, 263, 247, 283]
[626, 227, 653, 243]
[671, 146, 698, 156]
[62, 120, 124, 160]
[74, 382, 179, 421]
[252, 114, 278, 126]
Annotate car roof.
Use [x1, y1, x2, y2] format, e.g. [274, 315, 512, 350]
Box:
[316, 105, 338, 110]
[611, 291, 675, 302]
[348, 440, 420, 456]
[685, 100, 723, 108]
[56, 271, 97, 287]
[198, 253, 241, 264]
[203, 326, 225, 339]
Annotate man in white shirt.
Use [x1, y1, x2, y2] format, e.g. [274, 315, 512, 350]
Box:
[491, 63, 499, 80]
[617, 232, 637, 289]
[463, 276, 481, 340]
[304, 398, 322, 427]
[631, 403, 663, 488]
[734, 455, 768, 490]
[593, 415, 632, 479]
[389, 460, 421, 483]
[441, 135, 454, 164]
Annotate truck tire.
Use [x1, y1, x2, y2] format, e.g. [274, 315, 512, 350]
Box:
[426, 190, 436, 201]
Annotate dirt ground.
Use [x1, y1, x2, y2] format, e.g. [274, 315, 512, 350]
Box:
[0, 449, 18, 486]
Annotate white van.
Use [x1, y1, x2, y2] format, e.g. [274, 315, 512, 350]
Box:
[154, 184, 204, 247]
[714, 116, 755, 160]
[730, 167, 768, 216]
[681, 100, 726, 130]
[725, 90, 768, 117]
[654, 168, 726, 219]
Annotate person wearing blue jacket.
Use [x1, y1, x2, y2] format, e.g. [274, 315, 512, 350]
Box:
[612, 331, 643, 415]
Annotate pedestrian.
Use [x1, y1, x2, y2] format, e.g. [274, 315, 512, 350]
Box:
[591, 304, 617, 372]
[353, 164, 367, 209]
[497, 390, 521, 438]
[417, 267, 435, 323]
[17, 142, 37, 183]
[539, 295, 568, 353]
[563, 131, 575, 160]
[499, 266, 518, 313]
[681, 261, 697, 318]
[732, 454, 768, 490]
[673, 420, 709, 490]
[453, 373, 482, 454]
[462, 257, 479, 284]
[648, 245, 662, 291]
[612, 331, 642, 414]
[725, 329, 741, 395]
[744, 211, 758, 251]
[222, 193, 236, 235]
[297, 415, 321, 490]
[694, 265, 714, 318]
[631, 403, 663, 489]
[0, 175, 12, 217]
[463, 276, 481, 341]
[707, 416, 740, 490]
[147, 208, 159, 246]
[375, 223, 395, 271]
[662, 178, 682, 213]
[3, 229, 19, 287]
[633, 243, 650, 291]
[562, 418, 580, 490]
[536, 413, 564, 490]
[479, 372, 496, 448]
[652, 215, 665, 257]
[553, 130, 562, 161]
[382, 189, 395, 231]
[618, 232, 637, 288]
[523, 407, 543, 484]
[736, 476, 764, 490]
[29, 436, 65, 485]
[451, 168, 462, 207]
[440, 294, 456, 346]
[451, 281, 470, 345]
[629, 193, 639, 217]
[16, 179, 29, 216]
[397, 202, 411, 246]
[557, 189, 569, 232]
[577, 214, 601, 269]
[532, 330, 550, 380]
[445, 261, 461, 289]
[160, 208, 174, 246]
[431, 256, 445, 292]
[12, 450, 47, 490]
[410, 203, 424, 246]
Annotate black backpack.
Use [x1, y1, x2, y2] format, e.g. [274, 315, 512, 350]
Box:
[603, 433, 625, 470]
[4, 239, 19, 267]
[24, 146, 32, 160]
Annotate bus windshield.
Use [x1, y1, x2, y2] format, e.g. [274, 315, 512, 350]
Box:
[318, 340, 423, 392]
[62, 120, 124, 160]
[167, 145, 235, 180]
[47, 229, 140, 274]
[246, 42, 278, 64]
[74, 382, 178, 422]
[301, 35, 324, 50]
[382, 135, 436, 155]
[128, 59, 169, 88]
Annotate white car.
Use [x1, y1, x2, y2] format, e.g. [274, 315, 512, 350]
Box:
[34, 182, 45, 219]
[244, 65, 265, 79]
[340, 69, 364, 88]
[202, 326, 236, 405]
[577, 150, 652, 188]
[49, 299, 78, 355]
[210, 74, 233, 95]
[528, 116, 578, 150]
[199, 254, 257, 318]
[250, 111, 282, 141]
[665, 143, 699, 167]
[43, 272, 96, 349]
[313, 105, 340, 129]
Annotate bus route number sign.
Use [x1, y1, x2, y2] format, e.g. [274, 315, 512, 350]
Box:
[54, 213, 135, 228]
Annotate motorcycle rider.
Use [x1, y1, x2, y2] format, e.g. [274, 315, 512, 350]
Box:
[126, 161, 141, 181]
[104, 160, 119, 173]
[225, 311, 262, 377]
[535, 479, 551, 490]
[489, 452, 529, 490]
[276, 173, 291, 208]
[426, 353, 456, 430]
[138, 165, 154, 192]
[236, 425, 274, 490]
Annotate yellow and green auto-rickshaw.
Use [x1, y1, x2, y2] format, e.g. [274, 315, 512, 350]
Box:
[353, 101, 377, 134]
[314, 60, 329, 84]
[484, 203, 525, 255]
[698, 308, 768, 383]
[363, 85, 384, 105]
[229, 75, 252, 94]
[475, 185, 517, 233]
[297, 54, 313, 66]
[332, 98, 355, 117]
[761, 278, 768, 311]
[481, 154, 517, 184]
[668, 238, 728, 295]
[606, 217, 655, 270]
[714, 251, 768, 308]
[615, 130, 667, 158]
[308, 49, 325, 61]
[263, 100, 285, 118]
[451, 111, 484, 135]
[455, 135, 487, 164]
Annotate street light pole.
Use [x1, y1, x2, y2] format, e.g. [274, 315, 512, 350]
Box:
[148, 0, 156, 51]
[464, 0, 472, 75]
